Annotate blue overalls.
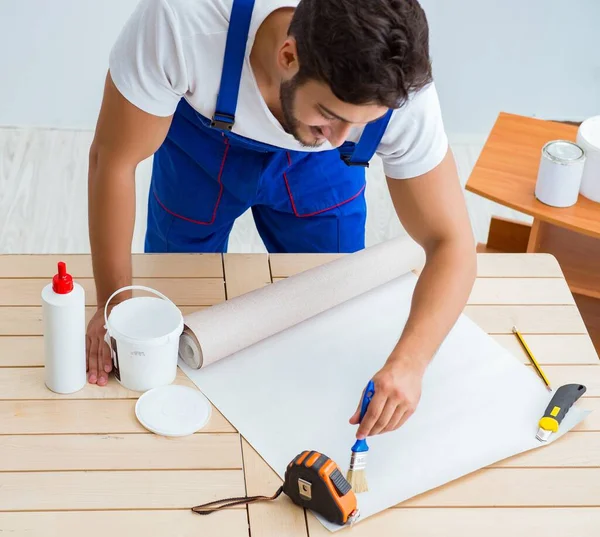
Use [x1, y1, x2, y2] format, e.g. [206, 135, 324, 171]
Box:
[145, 0, 392, 254]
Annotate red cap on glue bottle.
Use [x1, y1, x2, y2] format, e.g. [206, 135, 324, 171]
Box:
[52, 262, 74, 294]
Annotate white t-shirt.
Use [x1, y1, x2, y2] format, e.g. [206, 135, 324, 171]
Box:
[109, 0, 449, 179]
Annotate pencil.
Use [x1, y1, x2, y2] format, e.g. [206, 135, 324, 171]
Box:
[512, 326, 552, 390]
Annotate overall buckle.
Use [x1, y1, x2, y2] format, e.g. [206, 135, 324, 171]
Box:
[340, 154, 370, 168]
[211, 112, 235, 131]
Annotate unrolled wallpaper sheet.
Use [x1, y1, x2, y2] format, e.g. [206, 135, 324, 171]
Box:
[177, 236, 590, 531]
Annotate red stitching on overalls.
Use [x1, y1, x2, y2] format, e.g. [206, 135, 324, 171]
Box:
[283, 151, 366, 218]
[153, 138, 230, 225]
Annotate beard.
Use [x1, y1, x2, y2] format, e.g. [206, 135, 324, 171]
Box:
[279, 77, 323, 149]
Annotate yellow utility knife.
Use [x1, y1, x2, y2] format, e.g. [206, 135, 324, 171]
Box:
[537, 383, 587, 442]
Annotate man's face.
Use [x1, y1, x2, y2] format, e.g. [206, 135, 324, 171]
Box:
[278, 76, 389, 149]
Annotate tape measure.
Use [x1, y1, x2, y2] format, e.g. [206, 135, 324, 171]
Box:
[191, 450, 359, 526]
[283, 450, 359, 525]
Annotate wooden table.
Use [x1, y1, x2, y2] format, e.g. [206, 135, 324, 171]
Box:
[467, 112, 600, 351]
[1, 252, 599, 536]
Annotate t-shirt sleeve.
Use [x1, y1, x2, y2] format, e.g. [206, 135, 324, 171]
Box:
[108, 0, 188, 117]
[377, 82, 449, 179]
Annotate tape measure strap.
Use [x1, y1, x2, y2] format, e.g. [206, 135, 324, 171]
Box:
[190, 450, 358, 526]
[191, 486, 284, 515]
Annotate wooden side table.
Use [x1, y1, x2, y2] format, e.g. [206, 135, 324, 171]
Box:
[466, 113, 600, 352]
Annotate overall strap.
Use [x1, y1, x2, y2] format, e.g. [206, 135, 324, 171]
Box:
[211, 0, 256, 131]
[338, 109, 394, 167]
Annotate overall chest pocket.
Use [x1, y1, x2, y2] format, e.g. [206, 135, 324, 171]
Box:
[281, 150, 367, 217]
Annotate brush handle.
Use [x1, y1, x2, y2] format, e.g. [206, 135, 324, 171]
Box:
[359, 380, 375, 422]
[351, 380, 375, 453]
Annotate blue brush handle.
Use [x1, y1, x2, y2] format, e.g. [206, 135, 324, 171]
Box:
[351, 380, 375, 453]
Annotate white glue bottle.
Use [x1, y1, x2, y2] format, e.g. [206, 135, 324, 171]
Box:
[41, 261, 86, 393]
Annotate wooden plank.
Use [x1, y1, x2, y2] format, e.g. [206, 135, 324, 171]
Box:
[574, 399, 600, 431]
[476, 253, 562, 278]
[0, 336, 44, 366]
[0, 433, 241, 471]
[0, 367, 196, 400]
[307, 507, 600, 537]
[242, 439, 307, 537]
[0, 306, 44, 336]
[0, 253, 223, 278]
[492, 432, 600, 468]
[467, 278, 574, 305]
[464, 305, 588, 334]
[0, 399, 235, 434]
[269, 253, 343, 278]
[485, 216, 531, 253]
[0, 306, 203, 335]
[401, 468, 600, 507]
[223, 254, 271, 298]
[541, 365, 600, 395]
[0, 470, 244, 511]
[0, 278, 225, 306]
[0, 510, 248, 537]
[134, 254, 223, 278]
[492, 334, 599, 364]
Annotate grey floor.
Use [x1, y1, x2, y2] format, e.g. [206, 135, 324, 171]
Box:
[0, 127, 531, 254]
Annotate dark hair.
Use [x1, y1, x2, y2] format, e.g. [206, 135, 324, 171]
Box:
[288, 0, 433, 108]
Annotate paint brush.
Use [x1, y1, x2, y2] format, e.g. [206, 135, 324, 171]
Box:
[346, 380, 375, 493]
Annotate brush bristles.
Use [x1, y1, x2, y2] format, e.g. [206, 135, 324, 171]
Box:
[347, 450, 368, 493]
[346, 469, 369, 493]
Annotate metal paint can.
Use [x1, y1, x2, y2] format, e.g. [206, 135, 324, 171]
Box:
[535, 140, 586, 208]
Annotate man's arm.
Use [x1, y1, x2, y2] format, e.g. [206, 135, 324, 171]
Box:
[351, 148, 477, 437]
[86, 72, 173, 385]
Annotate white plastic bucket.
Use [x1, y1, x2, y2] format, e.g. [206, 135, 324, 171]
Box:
[104, 286, 184, 392]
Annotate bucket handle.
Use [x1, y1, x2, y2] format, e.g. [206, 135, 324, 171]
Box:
[104, 285, 178, 331]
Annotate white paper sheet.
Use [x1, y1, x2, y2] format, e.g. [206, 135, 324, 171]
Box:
[180, 271, 590, 531]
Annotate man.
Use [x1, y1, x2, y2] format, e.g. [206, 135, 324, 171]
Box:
[86, 0, 476, 439]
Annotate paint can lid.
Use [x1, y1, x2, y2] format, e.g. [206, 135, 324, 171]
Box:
[542, 140, 585, 165]
[135, 385, 212, 437]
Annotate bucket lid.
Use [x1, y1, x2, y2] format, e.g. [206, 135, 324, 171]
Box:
[108, 296, 182, 342]
[135, 385, 212, 437]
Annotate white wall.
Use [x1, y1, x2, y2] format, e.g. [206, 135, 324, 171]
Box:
[420, 0, 600, 137]
[0, 0, 140, 130]
[0, 0, 598, 135]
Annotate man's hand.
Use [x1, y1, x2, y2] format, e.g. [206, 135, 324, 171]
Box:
[349, 357, 425, 439]
[86, 309, 112, 386]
